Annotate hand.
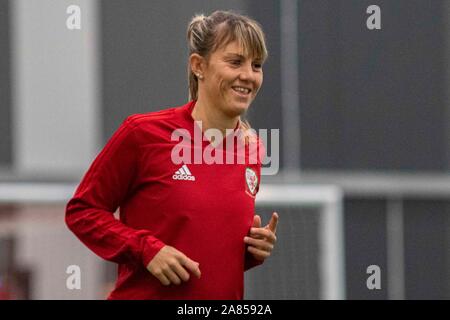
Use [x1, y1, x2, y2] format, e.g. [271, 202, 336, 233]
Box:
[146, 245, 201, 286]
[244, 212, 279, 261]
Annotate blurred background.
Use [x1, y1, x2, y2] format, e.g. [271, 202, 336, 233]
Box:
[0, 0, 449, 299]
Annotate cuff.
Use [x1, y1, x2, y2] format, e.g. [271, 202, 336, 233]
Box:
[244, 249, 265, 271]
[141, 236, 166, 268]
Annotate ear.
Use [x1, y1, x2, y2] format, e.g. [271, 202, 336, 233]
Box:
[189, 53, 206, 77]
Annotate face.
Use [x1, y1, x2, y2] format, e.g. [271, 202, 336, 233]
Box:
[196, 41, 264, 118]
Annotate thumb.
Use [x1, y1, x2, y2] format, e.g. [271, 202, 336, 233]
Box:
[252, 214, 262, 228]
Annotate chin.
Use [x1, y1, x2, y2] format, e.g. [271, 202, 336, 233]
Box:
[227, 103, 250, 117]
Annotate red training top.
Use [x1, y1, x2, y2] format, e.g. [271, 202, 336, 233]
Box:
[65, 100, 265, 299]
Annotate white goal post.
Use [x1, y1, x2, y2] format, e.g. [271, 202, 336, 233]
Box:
[256, 184, 345, 300]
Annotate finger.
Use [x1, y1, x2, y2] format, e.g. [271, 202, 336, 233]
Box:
[155, 271, 171, 286]
[164, 267, 182, 285]
[171, 262, 191, 282]
[244, 236, 274, 252]
[252, 215, 262, 228]
[247, 246, 270, 260]
[250, 227, 277, 243]
[268, 212, 279, 233]
[180, 256, 201, 279]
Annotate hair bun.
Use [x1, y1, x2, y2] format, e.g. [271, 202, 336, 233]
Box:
[188, 14, 207, 32]
[191, 14, 206, 24]
[187, 14, 207, 40]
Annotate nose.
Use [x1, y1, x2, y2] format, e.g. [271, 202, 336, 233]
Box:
[238, 63, 256, 82]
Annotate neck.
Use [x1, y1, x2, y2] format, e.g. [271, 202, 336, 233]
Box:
[191, 96, 240, 137]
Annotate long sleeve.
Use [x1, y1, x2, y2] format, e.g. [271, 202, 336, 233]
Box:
[65, 117, 165, 268]
[244, 135, 266, 272]
[244, 250, 264, 271]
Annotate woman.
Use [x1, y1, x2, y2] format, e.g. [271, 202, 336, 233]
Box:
[65, 10, 278, 300]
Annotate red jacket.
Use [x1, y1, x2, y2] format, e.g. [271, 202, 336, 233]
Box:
[65, 100, 264, 299]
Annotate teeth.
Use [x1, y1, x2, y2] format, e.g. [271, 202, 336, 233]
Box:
[233, 87, 250, 94]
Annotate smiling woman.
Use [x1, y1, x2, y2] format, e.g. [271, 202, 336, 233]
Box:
[188, 11, 268, 137]
[191, 41, 263, 120]
[65, 10, 278, 300]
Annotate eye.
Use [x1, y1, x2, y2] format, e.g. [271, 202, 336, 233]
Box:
[253, 63, 262, 69]
[229, 60, 241, 66]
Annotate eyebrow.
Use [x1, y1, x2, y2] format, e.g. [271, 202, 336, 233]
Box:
[224, 53, 245, 58]
[224, 53, 261, 61]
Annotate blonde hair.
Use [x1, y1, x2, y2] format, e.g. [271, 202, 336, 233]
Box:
[186, 10, 268, 142]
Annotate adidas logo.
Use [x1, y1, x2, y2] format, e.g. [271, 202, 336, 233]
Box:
[172, 164, 196, 181]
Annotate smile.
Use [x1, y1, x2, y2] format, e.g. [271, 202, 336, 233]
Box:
[232, 86, 251, 95]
